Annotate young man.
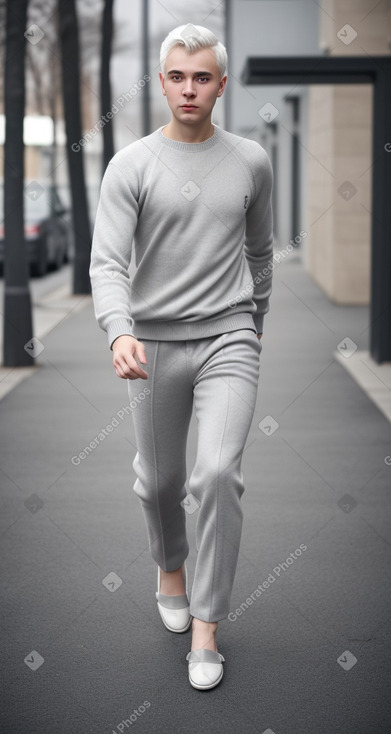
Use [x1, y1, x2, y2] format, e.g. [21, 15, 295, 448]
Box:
[89, 24, 274, 690]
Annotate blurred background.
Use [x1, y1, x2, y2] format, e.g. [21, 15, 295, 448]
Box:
[1, 5, 391, 731]
[0, 0, 390, 368]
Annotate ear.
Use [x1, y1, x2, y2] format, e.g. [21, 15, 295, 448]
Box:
[217, 75, 228, 98]
[159, 71, 166, 96]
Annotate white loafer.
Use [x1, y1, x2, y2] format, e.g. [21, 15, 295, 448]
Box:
[186, 648, 225, 690]
[156, 561, 192, 633]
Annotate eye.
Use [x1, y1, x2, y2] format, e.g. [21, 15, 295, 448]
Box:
[198, 77, 208, 83]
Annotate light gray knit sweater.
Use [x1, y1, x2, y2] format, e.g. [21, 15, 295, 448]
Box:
[89, 124, 274, 348]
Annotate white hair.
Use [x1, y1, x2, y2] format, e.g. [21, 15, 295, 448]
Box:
[160, 24, 227, 78]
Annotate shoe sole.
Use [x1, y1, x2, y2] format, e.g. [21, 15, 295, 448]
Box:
[188, 668, 224, 690]
[157, 605, 193, 633]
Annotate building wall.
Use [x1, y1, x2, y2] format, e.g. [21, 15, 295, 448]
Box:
[227, 0, 320, 250]
[229, 0, 391, 306]
[306, 0, 391, 303]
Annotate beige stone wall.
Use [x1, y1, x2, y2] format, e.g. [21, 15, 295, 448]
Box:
[306, 0, 391, 304]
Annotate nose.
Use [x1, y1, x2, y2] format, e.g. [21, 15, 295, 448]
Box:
[182, 78, 196, 97]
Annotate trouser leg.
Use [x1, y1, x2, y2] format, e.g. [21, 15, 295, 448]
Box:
[127, 340, 193, 572]
[187, 329, 261, 622]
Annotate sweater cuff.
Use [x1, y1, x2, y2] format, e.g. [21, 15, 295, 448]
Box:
[107, 319, 137, 350]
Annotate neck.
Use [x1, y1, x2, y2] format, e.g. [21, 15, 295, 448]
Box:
[162, 118, 214, 144]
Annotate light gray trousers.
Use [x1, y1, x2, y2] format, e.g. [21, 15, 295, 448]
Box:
[127, 327, 262, 623]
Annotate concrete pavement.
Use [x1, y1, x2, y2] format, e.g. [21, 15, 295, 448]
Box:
[1, 251, 390, 733]
[0, 265, 91, 400]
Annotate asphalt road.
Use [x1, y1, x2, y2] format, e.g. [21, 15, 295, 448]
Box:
[1, 251, 390, 733]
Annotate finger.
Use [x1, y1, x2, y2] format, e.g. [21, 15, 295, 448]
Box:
[113, 356, 135, 379]
[137, 344, 148, 364]
[114, 357, 136, 378]
[115, 363, 142, 380]
[118, 354, 148, 379]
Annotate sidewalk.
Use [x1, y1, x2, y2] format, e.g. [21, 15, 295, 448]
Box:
[1, 253, 390, 733]
[0, 266, 91, 401]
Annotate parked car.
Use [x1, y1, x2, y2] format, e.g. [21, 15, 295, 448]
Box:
[0, 182, 73, 277]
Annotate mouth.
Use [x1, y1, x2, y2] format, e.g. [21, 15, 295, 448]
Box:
[181, 105, 198, 111]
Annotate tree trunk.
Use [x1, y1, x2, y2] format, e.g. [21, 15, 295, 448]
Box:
[3, 0, 34, 367]
[100, 0, 114, 176]
[141, 0, 150, 136]
[58, 0, 91, 294]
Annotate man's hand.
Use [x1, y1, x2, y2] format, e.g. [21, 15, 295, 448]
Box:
[112, 335, 148, 380]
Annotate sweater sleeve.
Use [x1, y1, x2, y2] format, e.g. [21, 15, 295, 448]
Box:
[89, 161, 139, 349]
[243, 147, 274, 334]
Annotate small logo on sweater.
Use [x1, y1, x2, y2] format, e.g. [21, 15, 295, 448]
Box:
[244, 195, 249, 209]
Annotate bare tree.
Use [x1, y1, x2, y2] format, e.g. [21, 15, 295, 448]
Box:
[100, 0, 115, 174]
[3, 0, 34, 367]
[58, 0, 91, 294]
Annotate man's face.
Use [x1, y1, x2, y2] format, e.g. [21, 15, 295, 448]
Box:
[159, 45, 227, 126]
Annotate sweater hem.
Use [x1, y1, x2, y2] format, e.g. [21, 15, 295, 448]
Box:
[130, 313, 257, 341]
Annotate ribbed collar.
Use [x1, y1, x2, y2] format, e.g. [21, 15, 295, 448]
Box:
[156, 124, 220, 152]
